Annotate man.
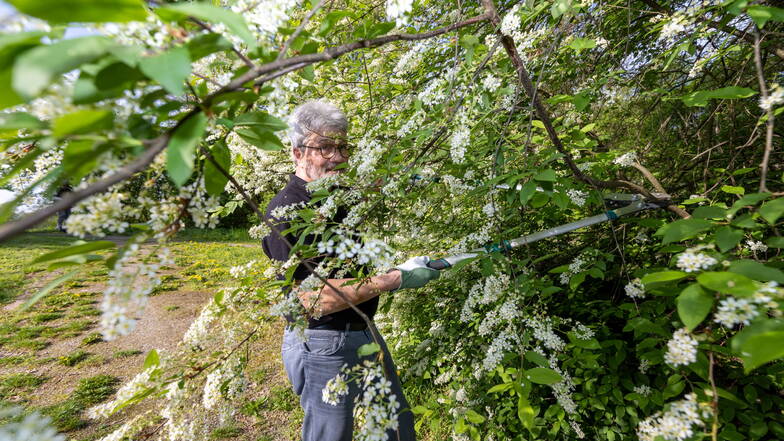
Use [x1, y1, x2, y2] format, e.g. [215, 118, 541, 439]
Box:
[261, 100, 440, 441]
[54, 183, 72, 233]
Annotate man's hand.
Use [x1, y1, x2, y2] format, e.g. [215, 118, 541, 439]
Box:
[392, 256, 441, 291]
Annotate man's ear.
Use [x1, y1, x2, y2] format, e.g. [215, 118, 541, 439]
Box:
[292, 146, 304, 163]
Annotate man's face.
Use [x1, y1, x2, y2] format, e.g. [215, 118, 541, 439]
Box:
[293, 132, 350, 182]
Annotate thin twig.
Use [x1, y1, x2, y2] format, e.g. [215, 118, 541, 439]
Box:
[753, 32, 774, 193]
[277, 0, 327, 61]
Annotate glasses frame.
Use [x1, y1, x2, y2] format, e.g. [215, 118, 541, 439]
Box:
[299, 142, 352, 159]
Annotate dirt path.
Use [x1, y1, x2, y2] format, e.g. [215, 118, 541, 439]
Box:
[0, 239, 296, 441]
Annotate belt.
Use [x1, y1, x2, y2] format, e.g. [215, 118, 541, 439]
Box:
[309, 321, 368, 331]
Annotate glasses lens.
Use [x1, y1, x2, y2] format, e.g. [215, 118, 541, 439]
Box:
[320, 145, 336, 158]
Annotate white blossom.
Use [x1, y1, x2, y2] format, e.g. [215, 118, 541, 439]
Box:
[566, 189, 588, 207]
[613, 152, 638, 167]
[0, 407, 65, 441]
[676, 251, 717, 273]
[746, 240, 768, 253]
[664, 328, 698, 367]
[637, 393, 709, 441]
[482, 74, 502, 92]
[634, 385, 653, 396]
[759, 83, 784, 111]
[625, 278, 646, 299]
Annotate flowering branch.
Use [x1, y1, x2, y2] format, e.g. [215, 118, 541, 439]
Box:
[480, 0, 689, 218]
[0, 14, 491, 243]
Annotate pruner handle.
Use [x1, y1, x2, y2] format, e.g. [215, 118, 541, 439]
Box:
[426, 258, 451, 271]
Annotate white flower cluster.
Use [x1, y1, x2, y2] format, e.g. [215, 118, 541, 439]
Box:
[483, 327, 518, 371]
[714, 286, 780, 328]
[500, 4, 522, 37]
[559, 255, 587, 285]
[675, 251, 717, 273]
[393, 41, 431, 78]
[248, 223, 271, 240]
[88, 367, 157, 419]
[482, 202, 496, 218]
[229, 259, 258, 278]
[498, 4, 547, 57]
[572, 323, 595, 340]
[351, 137, 385, 177]
[746, 240, 768, 253]
[634, 385, 653, 397]
[664, 328, 698, 367]
[637, 393, 709, 441]
[418, 77, 447, 107]
[613, 151, 638, 167]
[482, 74, 502, 92]
[386, 0, 414, 27]
[657, 13, 690, 43]
[184, 302, 219, 347]
[566, 189, 588, 207]
[64, 192, 130, 238]
[96, 15, 170, 48]
[526, 317, 566, 352]
[318, 236, 394, 268]
[0, 406, 64, 441]
[179, 178, 221, 229]
[450, 125, 470, 164]
[460, 273, 511, 322]
[322, 372, 350, 406]
[100, 244, 169, 341]
[352, 362, 401, 441]
[396, 110, 426, 137]
[270, 201, 306, 221]
[760, 83, 784, 111]
[625, 278, 646, 299]
[230, 0, 299, 37]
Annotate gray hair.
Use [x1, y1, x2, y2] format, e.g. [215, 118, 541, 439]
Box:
[288, 100, 348, 149]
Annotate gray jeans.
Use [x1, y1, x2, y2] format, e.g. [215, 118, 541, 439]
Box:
[281, 325, 416, 441]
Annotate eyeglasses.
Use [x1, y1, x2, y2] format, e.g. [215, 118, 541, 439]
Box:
[300, 143, 353, 159]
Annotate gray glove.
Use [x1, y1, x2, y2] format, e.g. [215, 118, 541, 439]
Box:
[392, 256, 441, 291]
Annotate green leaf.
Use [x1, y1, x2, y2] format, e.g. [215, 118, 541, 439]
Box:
[534, 169, 557, 182]
[550, 0, 572, 18]
[0, 112, 45, 131]
[234, 112, 288, 131]
[524, 367, 563, 385]
[167, 113, 208, 187]
[460, 34, 479, 63]
[640, 271, 687, 288]
[52, 109, 114, 137]
[731, 319, 784, 372]
[0, 68, 24, 109]
[759, 197, 784, 224]
[697, 272, 758, 296]
[727, 192, 770, 216]
[20, 269, 79, 311]
[464, 409, 485, 424]
[139, 46, 191, 96]
[157, 3, 257, 50]
[488, 383, 513, 394]
[567, 37, 596, 51]
[32, 240, 115, 264]
[318, 10, 353, 36]
[519, 180, 537, 205]
[677, 284, 714, 331]
[12, 36, 114, 100]
[235, 127, 285, 151]
[721, 185, 745, 195]
[729, 260, 784, 283]
[692, 206, 727, 219]
[767, 236, 784, 248]
[746, 5, 784, 28]
[517, 395, 536, 429]
[7, 0, 148, 23]
[143, 349, 160, 369]
[524, 350, 549, 367]
[357, 342, 380, 356]
[681, 86, 757, 107]
[714, 227, 743, 252]
[186, 33, 232, 60]
[204, 140, 231, 197]
[655, 218, 714, 244]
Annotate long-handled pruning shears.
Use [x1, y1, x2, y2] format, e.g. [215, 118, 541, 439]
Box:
[424, 193, 670, 270]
